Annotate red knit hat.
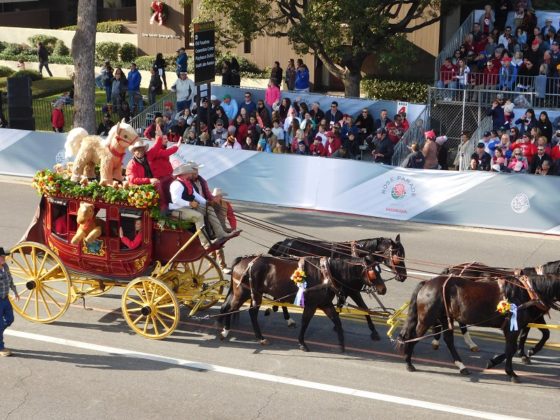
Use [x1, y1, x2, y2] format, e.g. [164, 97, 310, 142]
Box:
[424, 130, 436, 139]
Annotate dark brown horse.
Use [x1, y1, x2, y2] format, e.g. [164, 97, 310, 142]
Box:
[268, 235, 405, 340]
[397, 272, 560, 382]
[218, 255, 386, 352]
[433, 261, 558, 362]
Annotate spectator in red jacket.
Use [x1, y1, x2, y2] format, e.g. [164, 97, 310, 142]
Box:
[437, 58, 457, 88]
[509, 133, 536, 164]
[325, 131, 341, 157]
[310, 136, 326, 156]
[51, 101, 65, 132]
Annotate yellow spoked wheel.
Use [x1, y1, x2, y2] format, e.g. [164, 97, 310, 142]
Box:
[121, 277, 179, 339]
[7, 242, 71, 323]
[171, 256, 225, 314]
[70, 279, 114, 303]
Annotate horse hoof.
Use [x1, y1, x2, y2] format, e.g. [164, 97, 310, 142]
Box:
[510, 376, 521, 384]
[432, 343, 439, 350]
[470, 346, 480, 353]
[527, 349, 535, 357]
[406, 364, 416, 372]
[287, 319, 297, 328]
[299, 344, 309, 352]
[460, 368, 471, 376]
[259, 338, 269, 346]
[264, 308, 271, 316]
[485, 361, 495, 369]
[521, 356, 531, 365]
[370, 331, 381, 341]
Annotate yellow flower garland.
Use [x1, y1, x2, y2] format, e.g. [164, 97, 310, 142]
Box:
[496, 299, 511, 315]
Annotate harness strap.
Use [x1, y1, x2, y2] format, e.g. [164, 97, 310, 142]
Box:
[519, 275, 548, 312]
[350, 241, 357, 257]
[319, 257, 340, 295]
[441, 274, 455, 330]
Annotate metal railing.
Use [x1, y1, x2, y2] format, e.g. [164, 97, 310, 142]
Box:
[129, 91, 176, 132]
[434, 10, 476, 83]
[392, 108, 428, 166]
[3, 98, 105, 132]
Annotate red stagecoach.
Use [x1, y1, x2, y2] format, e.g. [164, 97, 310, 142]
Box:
[8, 179, 239, 339]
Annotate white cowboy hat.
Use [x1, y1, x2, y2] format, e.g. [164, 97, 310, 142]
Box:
[212, 187, 228, 197]
[128, 139, 150, 152]
[187, 160, 205, 169]
[172, 163, 196, 177]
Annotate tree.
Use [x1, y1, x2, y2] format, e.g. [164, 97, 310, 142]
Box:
[199, 0, 446, 97]
[71, 0, 97, 133]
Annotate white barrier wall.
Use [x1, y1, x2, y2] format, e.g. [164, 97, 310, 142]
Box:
[1, 128, 559, 235]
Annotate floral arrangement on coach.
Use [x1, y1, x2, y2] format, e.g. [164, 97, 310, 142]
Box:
[32, 169, 159, 210]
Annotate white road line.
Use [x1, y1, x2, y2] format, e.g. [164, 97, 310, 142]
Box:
[7, 330, 526, 420]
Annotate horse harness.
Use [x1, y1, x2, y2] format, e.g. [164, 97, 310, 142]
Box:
[110, 126, 140, 159]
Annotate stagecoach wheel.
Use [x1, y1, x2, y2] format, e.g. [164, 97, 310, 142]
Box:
[121, 276, 179, 339]
[7, 242, 71, 323]
[173, 256, 225, 313]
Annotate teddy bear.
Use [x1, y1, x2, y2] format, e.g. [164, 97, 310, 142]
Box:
[71, 202, 103, 245]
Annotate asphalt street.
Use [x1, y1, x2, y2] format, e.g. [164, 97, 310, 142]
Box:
[0, 179, 558, 420]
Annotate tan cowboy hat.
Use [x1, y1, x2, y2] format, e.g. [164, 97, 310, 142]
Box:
[187, 160, 205, 169]
[172, 163, 196, 177]
[128, 139, 150, 152]
[212, 187, 228, 197]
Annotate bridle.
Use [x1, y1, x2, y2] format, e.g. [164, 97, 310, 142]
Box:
[382, 242, 404, 280]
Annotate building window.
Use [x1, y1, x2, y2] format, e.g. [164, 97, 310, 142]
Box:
[243, 38, 252, 54]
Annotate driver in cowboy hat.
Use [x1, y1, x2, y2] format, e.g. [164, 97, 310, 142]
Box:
[0, 247, 19, 357]
[168, 163, 209, 247]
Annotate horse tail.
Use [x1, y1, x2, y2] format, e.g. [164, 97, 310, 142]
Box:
[65, 127, 89, 158]
[396, 281, 425, 354]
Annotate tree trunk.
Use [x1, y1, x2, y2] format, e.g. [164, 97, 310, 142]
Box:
[342, 71, 362, 98]
[71, 0, 97, 133]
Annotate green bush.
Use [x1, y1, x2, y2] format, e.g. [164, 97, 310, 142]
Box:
[96, 20, 125, 33]
[120, 42, 137, 63]
[0, 66, 15, 77]
[96, 41, 120, 62]
[12, 70, 43, 81]
[215, 52, 262, 75]
[28, 35, 58, 54]
[134, 55, 155, 71]
[3, 43, 25, 55]
[0, 41, 7, 53]
[60, 20, 125, 33]
[53, 40, 70, 57]
[361, 78, 429, 103]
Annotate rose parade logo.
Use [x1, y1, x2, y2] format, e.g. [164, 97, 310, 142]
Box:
[381, 176, 416, 214]
[382, 176, 416, 201]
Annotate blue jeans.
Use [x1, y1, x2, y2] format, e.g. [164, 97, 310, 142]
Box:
[176, 100, 191, 113]
[0, 297, 14, 350]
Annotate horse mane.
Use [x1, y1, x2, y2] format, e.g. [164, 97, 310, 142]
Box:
[326, 257, 367, 284]
[527, 273, 560, 311]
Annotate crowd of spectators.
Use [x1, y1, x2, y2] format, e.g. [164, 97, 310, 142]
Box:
[437, 3, 560, 98]
[140, 91, 412, 162]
